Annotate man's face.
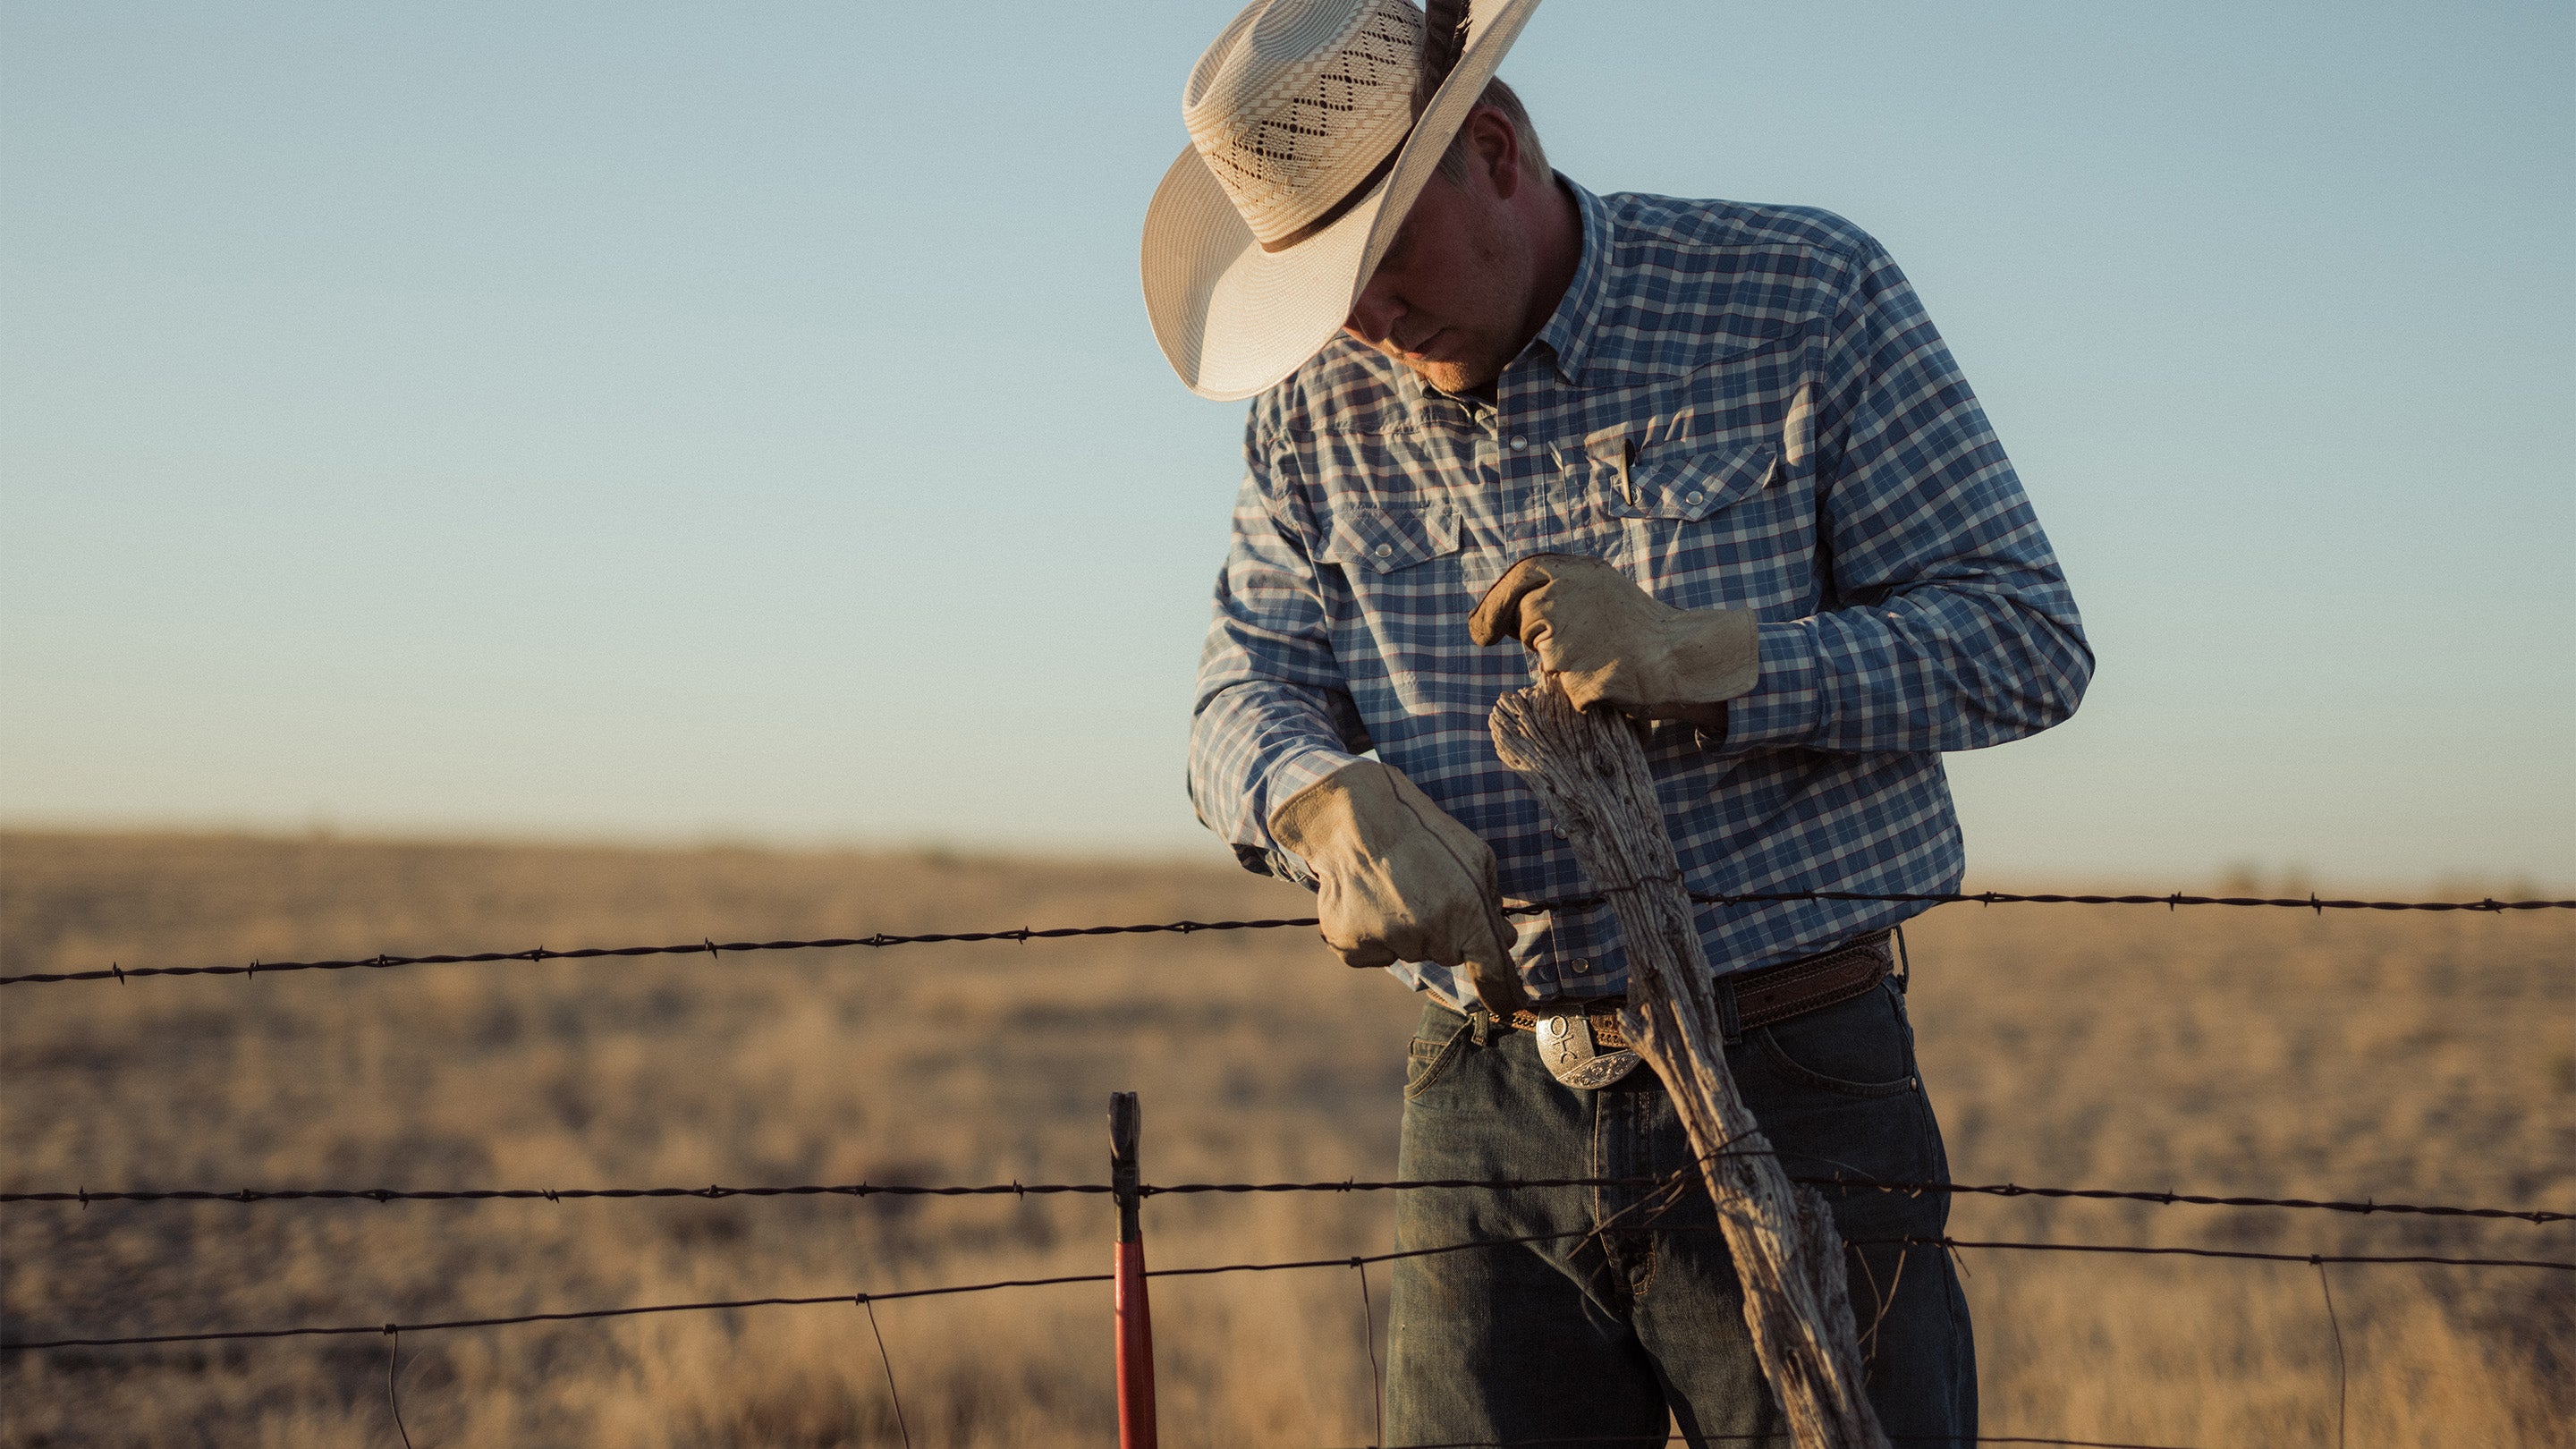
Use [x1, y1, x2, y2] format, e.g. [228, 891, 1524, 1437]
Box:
[1342, 165, 1535, 396]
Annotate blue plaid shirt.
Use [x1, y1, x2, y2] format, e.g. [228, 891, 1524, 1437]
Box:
[1189, 179, 2091, 1011]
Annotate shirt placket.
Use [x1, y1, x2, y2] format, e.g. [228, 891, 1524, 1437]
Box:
[1488, 365, 1610, 997]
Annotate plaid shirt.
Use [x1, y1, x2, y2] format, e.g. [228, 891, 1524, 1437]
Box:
[1189, 179, 2091, 1011]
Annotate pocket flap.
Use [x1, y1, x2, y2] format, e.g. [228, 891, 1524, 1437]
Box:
[1321, 504, 1464, 574]
[1607, 444, 1778, 521]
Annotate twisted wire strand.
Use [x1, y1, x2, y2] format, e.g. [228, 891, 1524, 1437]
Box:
[4, 1230, 2563, 1354]
[6, 888, 2566, 987]
[1329, 1423, 2194, 1433]
[1860, 1237, 2571, 1271]
[10, 1174, 2566, 1224]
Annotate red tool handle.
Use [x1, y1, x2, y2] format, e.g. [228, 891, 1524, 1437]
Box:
[1114, 1236, 1157, 1449]
[1110, 1092, 1157, 1449]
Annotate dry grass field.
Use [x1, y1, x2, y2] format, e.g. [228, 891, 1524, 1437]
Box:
[2, 830, 2569, 1447]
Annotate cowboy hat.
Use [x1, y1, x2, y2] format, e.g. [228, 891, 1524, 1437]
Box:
[1141, 0, 1545, 401]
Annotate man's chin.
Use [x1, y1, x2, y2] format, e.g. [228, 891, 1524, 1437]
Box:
[1368, 331, 1503, 396]
[1407, 357, 1499, 396]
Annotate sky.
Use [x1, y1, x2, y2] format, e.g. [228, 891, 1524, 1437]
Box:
[4, 0, 2571, 885]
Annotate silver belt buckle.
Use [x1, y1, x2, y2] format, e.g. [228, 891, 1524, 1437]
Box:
[1533, 1004, 1643, 1089]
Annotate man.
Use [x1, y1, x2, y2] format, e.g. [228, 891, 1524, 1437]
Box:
[1142, 2, 2091, 1444]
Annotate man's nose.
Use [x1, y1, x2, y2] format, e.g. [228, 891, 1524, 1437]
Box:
[1344, 283, 1402, 344]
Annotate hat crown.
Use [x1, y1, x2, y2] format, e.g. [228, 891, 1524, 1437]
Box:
[1182, 0, 1421, 247]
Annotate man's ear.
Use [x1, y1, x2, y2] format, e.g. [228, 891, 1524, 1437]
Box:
[1468, 106, 1522, 199]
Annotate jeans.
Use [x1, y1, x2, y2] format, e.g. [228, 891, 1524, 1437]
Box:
[1385, 977, 1976, 1447]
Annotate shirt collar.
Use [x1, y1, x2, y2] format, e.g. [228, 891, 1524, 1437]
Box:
[1386, 175, 1614, 417]
[1530, 176, 1614, 386]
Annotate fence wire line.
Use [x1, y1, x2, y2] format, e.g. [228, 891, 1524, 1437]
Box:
[1864, 1236, 2570, 1271]
[1353, 1258, 1384, 1449]
[384, 1326, 413, 1449]
[860, 1295, 913, 1449]
[2317, 1262, 2346, 1449]
[12, 1173, 2565, 1225]
[5, 1228, 2566, 1355]
[5, 888, 2567, 987]
[1329, 1423, 2194, 1433]
[1324, 1436, 2199, 1448]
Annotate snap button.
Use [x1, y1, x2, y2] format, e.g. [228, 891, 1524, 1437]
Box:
[1510, 435, 1529, 450]
[1572, 960, 1592, 975]
[1373, 543, 1393, 559]
[1684, 490, 1706, 505]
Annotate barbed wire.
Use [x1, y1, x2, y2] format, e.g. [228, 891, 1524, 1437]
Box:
[0, 1181, 1114, 1206]
[10, 1173, 2565, 1224]
[1865, 1237, 2571, 1271]
[3, 887, 2567, 987]
[1, 1220, 1589, 1352]
[1339, 1423, 2205, 1433]
[1156, 1175, 2576, 1225]
[6, 1226, 2563, 1354]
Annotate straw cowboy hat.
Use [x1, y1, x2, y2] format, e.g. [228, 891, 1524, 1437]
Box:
[1142, 0, 1545, 400]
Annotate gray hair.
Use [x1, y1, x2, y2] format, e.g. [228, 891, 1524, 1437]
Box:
[1434, 76, 1548, 187]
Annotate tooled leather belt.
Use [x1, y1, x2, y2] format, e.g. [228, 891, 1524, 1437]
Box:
[1502, 932, 1893, 1086]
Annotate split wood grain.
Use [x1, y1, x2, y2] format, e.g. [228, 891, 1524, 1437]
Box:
[1489, 682, 1888, 1449]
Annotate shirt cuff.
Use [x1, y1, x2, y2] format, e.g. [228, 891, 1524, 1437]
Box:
[1251, 743, 1366, 885]
[1713, 621, 1825, 752]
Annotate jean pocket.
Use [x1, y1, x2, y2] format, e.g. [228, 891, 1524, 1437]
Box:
[1403, 1023, 1470, 1100]
[1750, 981, 1918, 1100]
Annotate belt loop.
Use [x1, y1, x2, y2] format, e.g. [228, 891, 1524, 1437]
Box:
[1713, 970, 1742, 1046]
[1891, 926, 1911, 995]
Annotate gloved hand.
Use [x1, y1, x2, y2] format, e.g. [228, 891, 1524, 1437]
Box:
[1468, 553, 1758, 727]
[1267, 758, 1530, 1016]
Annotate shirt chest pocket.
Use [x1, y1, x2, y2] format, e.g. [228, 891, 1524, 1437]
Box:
[1599, 442, 1779, 522]
[1319, 503, 1464, 574]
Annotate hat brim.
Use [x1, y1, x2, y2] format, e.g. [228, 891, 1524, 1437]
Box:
[1141, 0, 1546, 401]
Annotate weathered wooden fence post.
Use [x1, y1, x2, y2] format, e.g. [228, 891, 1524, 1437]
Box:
[1489, 682, 1888, 1449]
[1110, 1091, 1159, 1449]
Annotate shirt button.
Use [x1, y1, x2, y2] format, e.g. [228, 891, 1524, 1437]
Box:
[1373, 543, 1393, 559]
[1683, 490, 1706, 505]
[1510, 435, 1529, 450]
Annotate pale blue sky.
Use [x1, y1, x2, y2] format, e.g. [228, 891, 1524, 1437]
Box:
[4, 1, 2571, 882]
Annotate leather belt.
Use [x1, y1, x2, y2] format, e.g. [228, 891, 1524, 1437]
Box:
[1501, 932, 1894, 1088]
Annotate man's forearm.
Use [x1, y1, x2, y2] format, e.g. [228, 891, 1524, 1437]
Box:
[1718, 572, 2092, 757]
[1188, 676, 1368, 880]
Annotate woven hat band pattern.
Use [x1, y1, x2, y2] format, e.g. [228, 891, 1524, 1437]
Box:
[1182, 0, 1421, 247]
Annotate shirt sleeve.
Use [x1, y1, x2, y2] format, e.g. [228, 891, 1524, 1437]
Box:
[1716, 233, 2095, 756]
[1187, 424, 1373, 882]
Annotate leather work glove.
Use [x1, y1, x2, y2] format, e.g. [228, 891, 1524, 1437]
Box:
[1267, 759, 1530, 1017]
[1468, 553, 1758, 728]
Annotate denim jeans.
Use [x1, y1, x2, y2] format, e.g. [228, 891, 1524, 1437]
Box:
[1385, 977, 1976, 1447]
